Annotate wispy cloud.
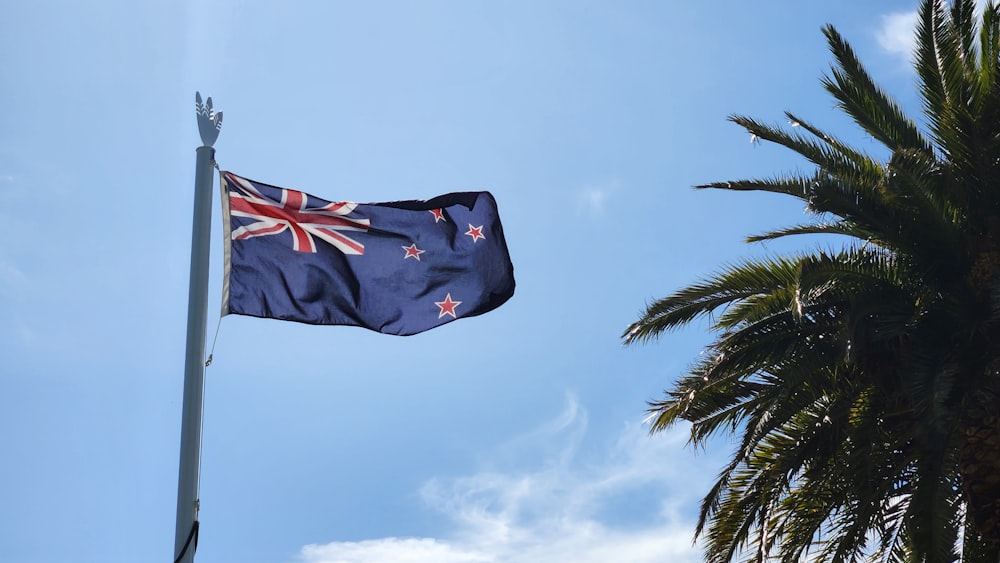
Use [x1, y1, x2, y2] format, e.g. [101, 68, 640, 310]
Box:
[876, 11, 918, 63]
[876, 2, 992, 64]
[301, 538, 489, 563]
[298, 397, 706, 563]
[576, 180, 620, 217]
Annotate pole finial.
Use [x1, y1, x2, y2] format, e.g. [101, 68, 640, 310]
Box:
[195, 92, 223, 147]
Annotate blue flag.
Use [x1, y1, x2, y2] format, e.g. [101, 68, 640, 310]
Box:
[220, 171, 515, 336]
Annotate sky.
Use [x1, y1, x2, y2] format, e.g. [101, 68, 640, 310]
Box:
[0, 1, 929, 562]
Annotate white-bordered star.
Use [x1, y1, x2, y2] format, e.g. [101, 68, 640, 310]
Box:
[435, 293, 462, 318]
[402, 243, 426, 260]
[429, 208, 446, 223]
[465, 224, 485, 243]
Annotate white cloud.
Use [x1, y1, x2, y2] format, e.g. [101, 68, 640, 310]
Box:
[876, 11, 918, 63]
[298, 397, 708, 563]
[876, 3, 993, 63]
[301, 538, 490, 563]
[579, 188, 608, 216]
[576, 180, 620, 217]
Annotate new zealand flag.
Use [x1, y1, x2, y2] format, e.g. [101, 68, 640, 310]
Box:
[220, 171, 515, 335]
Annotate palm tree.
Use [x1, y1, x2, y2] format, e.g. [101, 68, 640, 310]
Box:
[624, 1, 1000, 561]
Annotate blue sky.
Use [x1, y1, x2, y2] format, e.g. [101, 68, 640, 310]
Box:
[1, 1, 927, 562]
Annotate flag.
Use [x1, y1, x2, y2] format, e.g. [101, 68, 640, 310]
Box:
[220, 171, 515, 336]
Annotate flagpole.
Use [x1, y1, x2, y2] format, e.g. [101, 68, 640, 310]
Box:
[175, 92, 222, 563]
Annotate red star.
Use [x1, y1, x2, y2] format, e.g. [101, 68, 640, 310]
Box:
[429, 209, 446, 223]
[435, 293, 462, 319]
[402, 243, 426, 261]
[465, 224, 485, 243]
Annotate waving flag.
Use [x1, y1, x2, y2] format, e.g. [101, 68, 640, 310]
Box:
[220, 171, 515, 335]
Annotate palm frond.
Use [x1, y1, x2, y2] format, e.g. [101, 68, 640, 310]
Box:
[729, 115, 884, 189]
[745, 222, 864, 243]
[821, 25, 931, 153]
[623, 256, 803, 344]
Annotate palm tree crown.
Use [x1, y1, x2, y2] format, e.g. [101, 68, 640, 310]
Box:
[625, 1, 1000, 561]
